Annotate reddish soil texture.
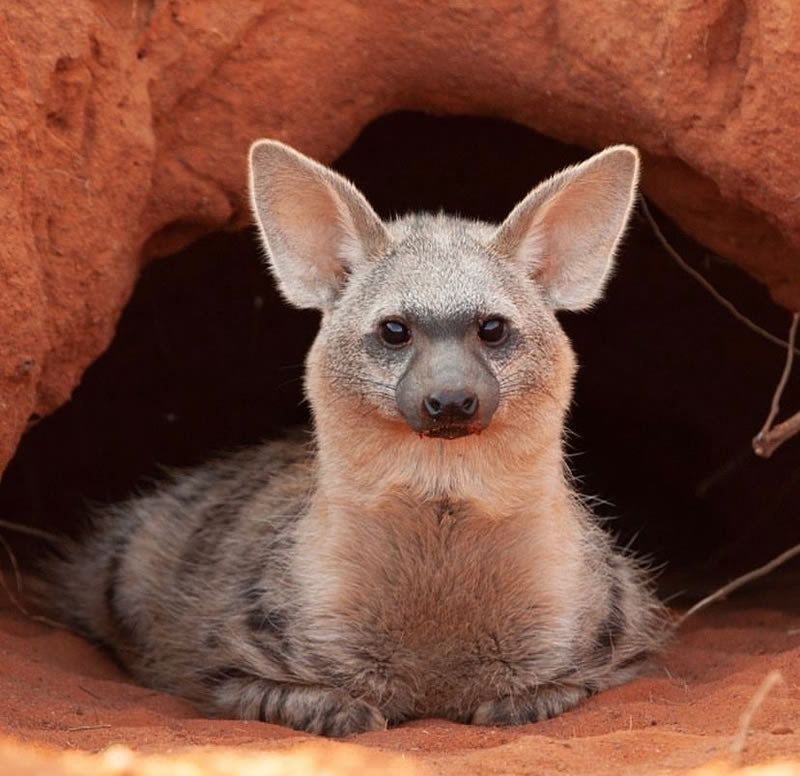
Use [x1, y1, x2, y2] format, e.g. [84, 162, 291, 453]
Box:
[1, 584, 799, 775]
[3, 0, 800, 480]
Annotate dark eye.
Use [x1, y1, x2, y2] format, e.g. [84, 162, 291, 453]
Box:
[379, 320, 411, 347]
[478, 318, 507, 344]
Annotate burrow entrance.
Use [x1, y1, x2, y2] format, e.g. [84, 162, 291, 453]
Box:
[1, 112, 799, 599]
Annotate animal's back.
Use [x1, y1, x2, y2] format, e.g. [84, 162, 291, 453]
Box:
[39, 139, 669, 736]
[47, 437, 314, 698]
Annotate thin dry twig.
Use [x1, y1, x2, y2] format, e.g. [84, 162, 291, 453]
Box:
[639, 198, 800, 356]
[66, 724, 112, 732]
[677, 542, 800, 627]
[753, 313, 800, 457]
[756, 411, 800, 458]
[0, 532, 69, 630]
[78, 684, 102, 701]
[730, 670, 784, 760]
[0, 519, 60, 543]
[0, 532, 28, 616]
[642, 199, 800, 457]
[0, 519, 63, 624]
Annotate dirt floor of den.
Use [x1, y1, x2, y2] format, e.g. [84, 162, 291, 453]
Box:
[1, 575, 799, 775]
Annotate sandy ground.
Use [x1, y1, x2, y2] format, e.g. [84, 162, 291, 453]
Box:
[1, 581, 799, 775]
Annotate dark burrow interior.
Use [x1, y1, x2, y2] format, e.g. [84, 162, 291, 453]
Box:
[1, 112, 798, 601]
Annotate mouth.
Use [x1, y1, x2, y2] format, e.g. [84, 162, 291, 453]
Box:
[421, 424, 482, 440]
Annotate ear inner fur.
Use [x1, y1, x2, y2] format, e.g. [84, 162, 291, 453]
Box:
[248, 140, 390, 311]
[489, 145, 640, 311]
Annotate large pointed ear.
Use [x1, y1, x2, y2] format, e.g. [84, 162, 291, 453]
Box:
[489, 145, 640, 311]
[248, 140, 390, 310]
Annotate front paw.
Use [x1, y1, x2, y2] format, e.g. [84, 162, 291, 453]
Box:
[258, 684, 387, 736]
[471, 683, 591, 726]
[314, 695, 388, 737]
[210, 675, 387, 736]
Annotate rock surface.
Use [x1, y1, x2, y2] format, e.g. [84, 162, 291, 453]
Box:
[2, 1, 800, 472]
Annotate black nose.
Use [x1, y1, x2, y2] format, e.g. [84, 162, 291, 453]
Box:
[422, 389, 479, 420]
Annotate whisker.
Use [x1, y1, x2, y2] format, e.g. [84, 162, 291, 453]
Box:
[321, 368, 396, 394]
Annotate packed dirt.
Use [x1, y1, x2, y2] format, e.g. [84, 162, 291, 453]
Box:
[1, 578, 799, 775]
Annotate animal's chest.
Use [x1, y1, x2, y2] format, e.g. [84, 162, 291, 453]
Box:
[301, 501, 564, 719]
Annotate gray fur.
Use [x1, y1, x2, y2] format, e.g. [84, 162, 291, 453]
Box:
[42, 142, 669, 736]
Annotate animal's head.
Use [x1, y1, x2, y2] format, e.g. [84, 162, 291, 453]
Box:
[249, 140, 638, 457]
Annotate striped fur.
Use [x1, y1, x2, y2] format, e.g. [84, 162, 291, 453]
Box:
[41, 142, 669, 736]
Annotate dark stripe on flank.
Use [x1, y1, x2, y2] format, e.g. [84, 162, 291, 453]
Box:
[591, 578, 625, 661]
[617, 650, 649, 671]
[246, 606, 287, 634]
[104, 534, 135, 641]
[201, 666, 253, 688]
